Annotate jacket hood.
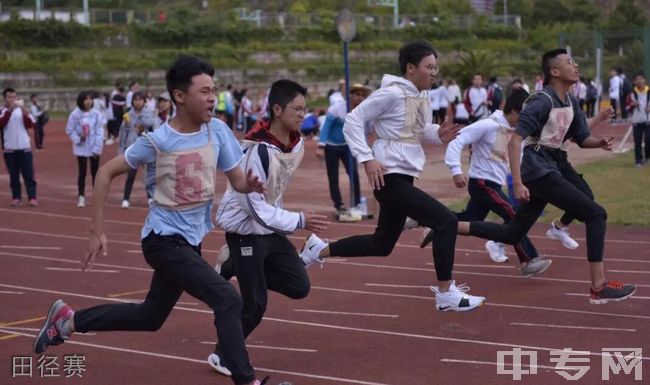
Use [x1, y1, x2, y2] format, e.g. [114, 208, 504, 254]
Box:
[380, 74, 421, 96]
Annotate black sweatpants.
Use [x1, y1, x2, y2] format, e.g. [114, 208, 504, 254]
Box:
[3, 150, 37, 200]
[325, 144, 360, 209]
[329, 173, 457, 281]
[220, 232, 310, 339]
[456, 178, 537, 263]
[469, 170, 607, 262]
[74, 232, 255, 384]
[76, 156, 100, 197]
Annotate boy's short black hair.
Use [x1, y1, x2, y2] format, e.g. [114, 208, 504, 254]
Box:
[166, 55, 215, 104]
[3, 88, 16, 98]
[504, 88, 530, 114]
[398, 40, 437, 76]
[634, 73, 646, 79]
[30, 94, 38, 99]
[76, 90, 94, 110]
[268, 79, 307, 120]
[542, 48, 567, 86]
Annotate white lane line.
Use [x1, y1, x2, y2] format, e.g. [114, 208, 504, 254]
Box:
[331, 220, 650, 245]
[566, 293, 650, 300]
[2, 283, 649, 363]
[323, 260, 650, 288]
[510, 322, 636, 332]
[176, 301, 198, 306]
[1, 326, 97, 335]
[365, 284, 430, 289]
[0, 245, 62, 250]
[440, 358, 557, 370]
[426, 262, 515, 269]
[46, 267, 120, 273]
[4, 247, 650, 293]
[0, 251, 153, 272]
[608, 269, 650, 274]
[309, 286, 650, 320]
[0, 329, 391, 385]
[294, 309, 398, 318]
[0, 290, 23, 294]
[200, 341, 317, 352]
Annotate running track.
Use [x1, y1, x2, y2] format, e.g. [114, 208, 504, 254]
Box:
[1, 122, 648, 385]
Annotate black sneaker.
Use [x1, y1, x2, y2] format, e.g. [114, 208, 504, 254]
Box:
[33, 299, 74, 354]
[589, 280, 636, 304]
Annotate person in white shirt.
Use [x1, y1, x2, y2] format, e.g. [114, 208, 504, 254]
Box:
[1, 87, 37, 206]
[534, 74, 544, 92]
[422, 89, 552, 276]
[428, 83, 441, 123]
[65, 91, 105, 208]
[298, 41, 486, 312]
[464, 74, 488, 122]
[29, 93, 47, 150]
[438, 79, 449, 123]
[609, 68, 622, 121]
[209, 80, 329, 377]
[125, 81, 140, 111]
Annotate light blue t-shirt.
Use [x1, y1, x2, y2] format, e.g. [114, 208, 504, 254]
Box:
[124, 118, 243, 246]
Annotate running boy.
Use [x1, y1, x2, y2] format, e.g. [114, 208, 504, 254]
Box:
[208, 79, 329, 376]
[33, 56, 272, 385]
[300, 41, 485, 312]
[457, 49, 635, 304]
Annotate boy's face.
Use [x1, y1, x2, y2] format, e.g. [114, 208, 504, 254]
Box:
[350, 91, 368, 109]
[174, 74, 216, 124]
[634, 76, 646, 88]
[472, 75, 482, 87]
[552, 54, 579, 84]
[4, 91, 17, 108]
[158, 99, 171, 112]
[408, 54, 438, 91]
[276, 94, 306, 132]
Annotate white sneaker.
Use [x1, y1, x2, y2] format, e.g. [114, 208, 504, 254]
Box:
[520, 257, 552, 277]
[431, 281, 485, 312]
[485, 241, 508, 263]
[121, 200, 130, 209]
[403, 217, 419, 230]
[105, 138, 115, 146]
[77, 196, 85, 208]
[207, 352, 232, 376]
[546, 222, 579, 249]
[299, 234, 328, 267]
[147, 198, 154, 206]
[214, 244, 230, 274]
[419, 227, 433, 248]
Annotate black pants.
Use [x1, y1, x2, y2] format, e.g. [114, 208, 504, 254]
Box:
[329, 173, 457, 281]
[34, 122, 45, 149]
[123, 167, 138, 201]
[3, 150, 37, 200]
[220, 233, 310, 339]
[633, 122, 650, 164]
[456, 178, 537, 263]
[557, 162, 594, 227]
[469, 170, 606, 262]
[610, 99, 618, 119]
[107, 118, 121, 139]
[621, 93, 630, 119]
[77, 156, 100, 197]
[74, 232, 255, 384]
[325, 144, 360, 209]
[585, 99, 596, 118]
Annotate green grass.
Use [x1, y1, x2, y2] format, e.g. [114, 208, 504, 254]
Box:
[448, 153, 650, 227]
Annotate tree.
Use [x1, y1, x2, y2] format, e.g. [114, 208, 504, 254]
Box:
[608, 0, 647, 29]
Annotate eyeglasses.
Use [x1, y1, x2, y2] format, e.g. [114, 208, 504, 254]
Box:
[419, 64, 440, 75]
[554, 57, 577, 68]
[285, 105, 306, 116]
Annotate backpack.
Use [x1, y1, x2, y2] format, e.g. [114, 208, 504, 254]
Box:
[621, 76, 633, 95]
[490, 85, 503, 109]
[586, 83, 598, 101]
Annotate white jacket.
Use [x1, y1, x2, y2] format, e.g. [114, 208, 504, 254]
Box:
[445, 110, 512, 186]
[343, 74, 442, 178]
[65, 107, 104, 157]
[216, 140, 305, 235]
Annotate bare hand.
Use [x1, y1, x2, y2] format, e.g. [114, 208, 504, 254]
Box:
[438, 118, 461, 143]
[599, 136, 614, 151]
[304, 212, 329, 233]
[363, 159, 387, 190]
[315, 147, 325, 158]
[83, 231, 107, 271]
[453, 174, 467, 188]
[514, 182, 530, 202]
[245, 168, 265, 194]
